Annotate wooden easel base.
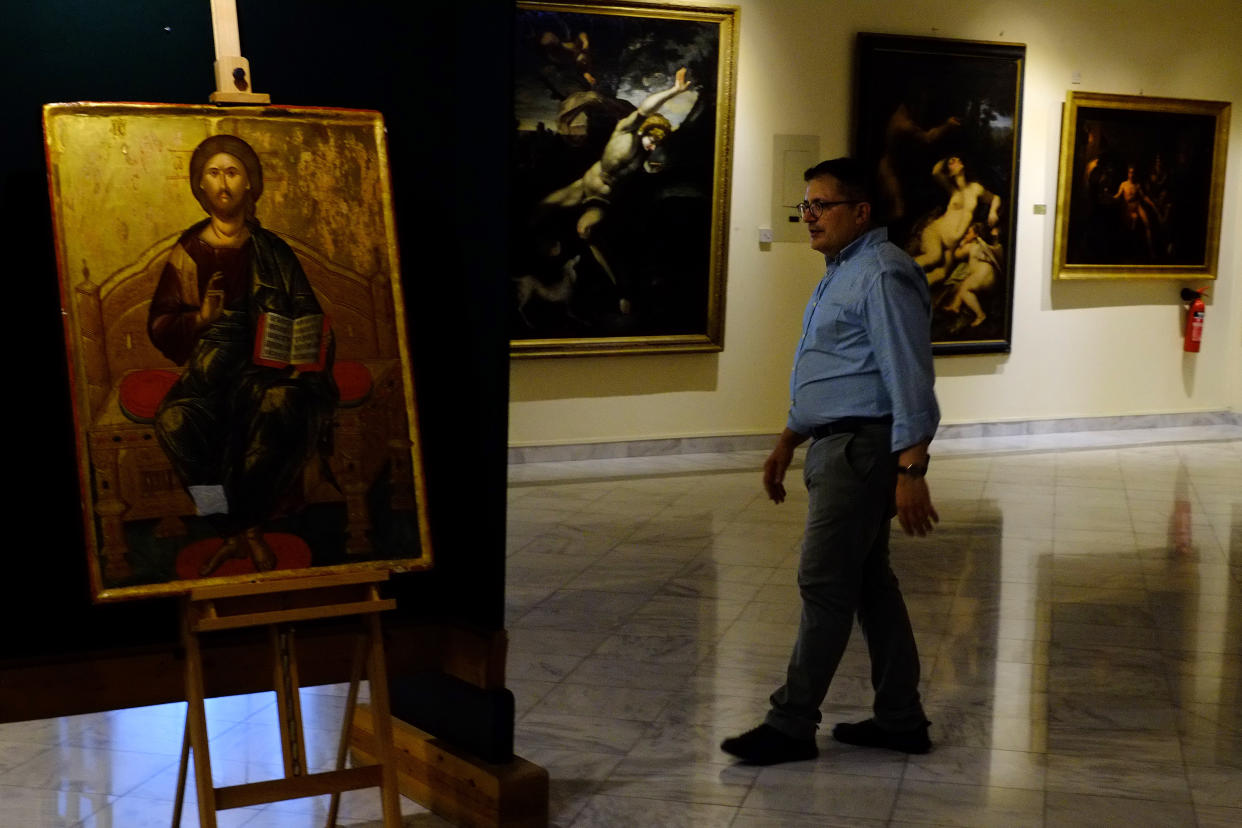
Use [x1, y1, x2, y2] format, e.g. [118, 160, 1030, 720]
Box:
[351, 704, 549, 828]
[178, 573, 402, 827]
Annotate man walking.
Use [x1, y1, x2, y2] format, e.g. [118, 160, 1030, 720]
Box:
[721, 157, 940, 765]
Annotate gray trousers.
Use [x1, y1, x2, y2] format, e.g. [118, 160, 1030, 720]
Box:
[765, 423, 927, 740]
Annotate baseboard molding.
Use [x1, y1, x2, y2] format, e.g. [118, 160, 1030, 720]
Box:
[508, 410, 1240, 464]
[936, 409, 1240, 439]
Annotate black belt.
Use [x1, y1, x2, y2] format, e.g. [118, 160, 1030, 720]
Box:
[809, 416, 892, 440]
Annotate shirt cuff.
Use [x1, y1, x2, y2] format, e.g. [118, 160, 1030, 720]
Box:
[787, 411, 811, 436]
[891, 412, 938, 453]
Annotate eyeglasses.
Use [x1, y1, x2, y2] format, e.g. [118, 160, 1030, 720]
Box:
[794, 199, 858, 220]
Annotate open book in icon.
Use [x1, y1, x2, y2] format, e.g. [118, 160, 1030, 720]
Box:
[253, 311, 330, 371]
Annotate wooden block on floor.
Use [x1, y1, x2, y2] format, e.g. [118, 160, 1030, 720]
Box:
[351, 704, 548, 828]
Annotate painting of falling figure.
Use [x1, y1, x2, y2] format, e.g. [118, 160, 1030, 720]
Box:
[44, 104, 433, 601]
[511, 2, 736, 356]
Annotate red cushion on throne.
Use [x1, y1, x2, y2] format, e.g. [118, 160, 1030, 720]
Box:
[333, 360, 373, 407]
[118, 369, 180, 423]
[117, 362, 372, 424]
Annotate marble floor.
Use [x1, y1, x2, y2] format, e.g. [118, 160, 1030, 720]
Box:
[0, 681, 454, 827]
[1, 425, 1238, 826]
[505, 427, 1241, 827]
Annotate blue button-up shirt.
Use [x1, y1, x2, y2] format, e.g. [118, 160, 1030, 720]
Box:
[788, 226, 940, 452]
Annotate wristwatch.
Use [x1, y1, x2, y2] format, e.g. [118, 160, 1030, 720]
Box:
[897, 456, 929, 478]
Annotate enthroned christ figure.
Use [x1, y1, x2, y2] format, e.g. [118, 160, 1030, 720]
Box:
[147, 134, 339, 576]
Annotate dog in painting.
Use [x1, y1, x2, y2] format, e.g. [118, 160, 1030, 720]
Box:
[513, 254, 586, 328]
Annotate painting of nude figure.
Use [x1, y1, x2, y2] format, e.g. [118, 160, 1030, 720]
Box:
[1052, 91, 1230, 281]
[854, 33, 1026, 355]
[44, 103, 433, 602]
[511, 1, 737, 357]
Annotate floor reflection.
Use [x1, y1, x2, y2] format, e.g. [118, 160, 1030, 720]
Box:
[506, 435, 1240, 826]
[0, 432, 1237, 826]
[0, 685, 449, 826]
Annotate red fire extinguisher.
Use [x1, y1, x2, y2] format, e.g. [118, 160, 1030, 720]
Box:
[1181, 287, 1208, 353]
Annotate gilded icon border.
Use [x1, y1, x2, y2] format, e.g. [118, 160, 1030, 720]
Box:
[44, 103, 433, 602]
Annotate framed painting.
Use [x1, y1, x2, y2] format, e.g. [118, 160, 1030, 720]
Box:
[511, 1, 737, 357]
[854, 33, 1026, 355]
[43, 103, 433, 602]
[1052, 91, 1231, 280]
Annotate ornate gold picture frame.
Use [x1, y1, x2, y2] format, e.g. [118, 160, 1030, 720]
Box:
[44, 103, 433, 602]
[1052, 92, 1230, 280]
[853, 33, 1026, 356]
[511, 1, 737, 357]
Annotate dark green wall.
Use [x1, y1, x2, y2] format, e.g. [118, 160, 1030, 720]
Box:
[1, 2, 509, 661]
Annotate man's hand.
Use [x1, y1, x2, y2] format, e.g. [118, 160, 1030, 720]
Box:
[763, 428, 807, 504]
[895, 475, 939, 536]
[894, 441, 937, 536]
[763, 444, 793, 504]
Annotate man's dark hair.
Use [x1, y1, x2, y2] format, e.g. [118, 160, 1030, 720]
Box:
[803, 157, 873, 203]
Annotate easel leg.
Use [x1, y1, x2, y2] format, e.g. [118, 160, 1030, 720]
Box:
[182, 601, 218, 828]
[177, 575, 399, 826]
[326, 634, 368, 828]
[271, 625, 307, 778]
[365, 613, 401, 828]
[172, 718, 191, 828]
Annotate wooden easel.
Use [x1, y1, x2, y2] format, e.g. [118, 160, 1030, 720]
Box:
[173, 571, 401, 828]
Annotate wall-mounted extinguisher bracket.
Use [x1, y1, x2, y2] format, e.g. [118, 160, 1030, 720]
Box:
[1181, 286, 1208, 353]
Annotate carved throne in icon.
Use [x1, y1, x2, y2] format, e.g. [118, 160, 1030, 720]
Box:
[75, 234, 416, 582]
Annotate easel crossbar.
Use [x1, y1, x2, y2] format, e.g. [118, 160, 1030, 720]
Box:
[215, 766, 383, 810]
[193, 598, 397, 631]
[190, 570, 390, 601]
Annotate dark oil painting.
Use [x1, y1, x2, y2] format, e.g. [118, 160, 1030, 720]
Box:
[511, 2, 736, 357]
[1053, 92, 1230, 280]
[854, 33, 1025, 355]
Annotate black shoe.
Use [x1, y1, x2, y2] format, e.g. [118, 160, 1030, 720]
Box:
[831, 718, 931, 754]
[721, 724, 818, 765]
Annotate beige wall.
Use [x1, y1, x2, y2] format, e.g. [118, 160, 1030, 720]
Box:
[510, 0, 1242, 447]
